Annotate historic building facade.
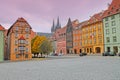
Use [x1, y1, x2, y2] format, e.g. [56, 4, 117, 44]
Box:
[0, 25, 5, 61]
[56, 27, 66, 54]
[73, 22, 86, 54]
[103, 0, 120, 53]
[82, 12, 104, 54]
[66, 18, 73, 54]
[7, 17, 32, 61]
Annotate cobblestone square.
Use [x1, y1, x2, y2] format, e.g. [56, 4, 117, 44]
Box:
[0, 56, 120, 80]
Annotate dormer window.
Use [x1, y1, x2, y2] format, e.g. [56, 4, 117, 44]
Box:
[18, 36, 25, 44]
[108, 12, 110, 14]
[116, 9, 119, 12]
[111, 7, 114, 10]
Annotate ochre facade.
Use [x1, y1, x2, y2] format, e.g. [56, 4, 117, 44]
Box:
[81, 12, 104, 54]
[7, 17, 32, 61]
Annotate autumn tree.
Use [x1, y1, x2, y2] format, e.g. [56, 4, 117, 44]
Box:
[31, 35, 47, 57]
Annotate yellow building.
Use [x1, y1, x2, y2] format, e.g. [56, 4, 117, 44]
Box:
[81, 12, 104, 54]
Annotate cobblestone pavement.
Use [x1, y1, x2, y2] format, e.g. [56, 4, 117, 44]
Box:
[0, 56, 120, 80]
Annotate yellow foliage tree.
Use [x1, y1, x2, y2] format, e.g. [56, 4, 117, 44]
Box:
[31, 35, 47, 54]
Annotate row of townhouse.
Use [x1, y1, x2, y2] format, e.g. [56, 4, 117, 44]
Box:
[0, 17, 36, 61]
[51, 0, 120, 55]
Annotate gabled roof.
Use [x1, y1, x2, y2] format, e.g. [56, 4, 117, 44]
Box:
[80, 11, 104, 28]
[7, 17, 32, 36]
[0, 24, 5, 31]
[88, 12, 104, 23]
[103, 0, 120, 18]
[19, 35, 25, 40]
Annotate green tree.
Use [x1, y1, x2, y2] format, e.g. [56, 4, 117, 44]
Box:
[39, 39, 53, 57]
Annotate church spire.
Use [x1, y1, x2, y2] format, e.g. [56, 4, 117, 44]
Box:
[51, 19, 55, 33]
[55, 16, 61, 30]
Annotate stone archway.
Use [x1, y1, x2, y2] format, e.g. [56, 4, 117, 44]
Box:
[95, 47, 101, 53]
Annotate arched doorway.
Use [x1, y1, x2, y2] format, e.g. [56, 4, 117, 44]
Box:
[67, 49, 69, 54]
[95, 47, 101, 53]
[87, 48, 89, 53]
[60, 50, 62, 53]
[74, 49, 77, 54]
[80, 49, 82, 53]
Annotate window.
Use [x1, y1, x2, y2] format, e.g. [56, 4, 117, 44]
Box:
[90, 27, 92, 31]
[25, 28, 29, 32]
[94, 26, 96, 29]
[16, 54, 19, 58]
[90, 40, 92, 44]
[15, 40, 18, 45]
[106, 29, 109, 35]
[19, 40, 25, 44]
[98, 30, 101, 35]
[25, 54, 28, 58]
[15, 32, 18, 37]
[26, 41, 28, 44]
[18, 46, 25, 50]
[86, 34, 88, 38]
[111, 15, 115, 19]
[14, 48, 18, 52]
[80, 42, 82, 45]
[99, 38, 102, 43]
[16, 27, 19, 31]
[113, 36, 117, 42]
[105, 17, 108, 21]
[94, 38, 96, 44]
[111, 21, 116, 26]
[106, 37, 110, 43]
[26, 48, 28, 52]
[98, 25, 101, 29]
[105, 23, 109, 27]
[94, 32, 96, 36]
[112, 28, 116, 34]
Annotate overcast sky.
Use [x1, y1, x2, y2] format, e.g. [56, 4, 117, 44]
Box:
[0, 0, 112, 33]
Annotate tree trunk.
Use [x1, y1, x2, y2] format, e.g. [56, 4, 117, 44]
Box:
[37, 53, 39, 58]
[41, 53, 43, 57]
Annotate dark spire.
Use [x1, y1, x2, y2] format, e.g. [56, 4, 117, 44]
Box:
[66, 18, 73, 32]
[51, 19, 55, 33]
[55, 17, 61, 30]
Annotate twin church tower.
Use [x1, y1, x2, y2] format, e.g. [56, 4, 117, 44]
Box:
[51, 17, 61, 33]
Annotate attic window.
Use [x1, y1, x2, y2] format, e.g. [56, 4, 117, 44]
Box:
[116, 9, 119, 12]
[108, 12, 111, 15]
[111, 7, 114, 10]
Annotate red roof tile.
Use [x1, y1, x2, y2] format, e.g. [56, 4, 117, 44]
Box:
[103, 0, 120, 18]
[0, 24, 5, 30]
[19, 35, 25, 40]
[7, 17, 32, 36]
